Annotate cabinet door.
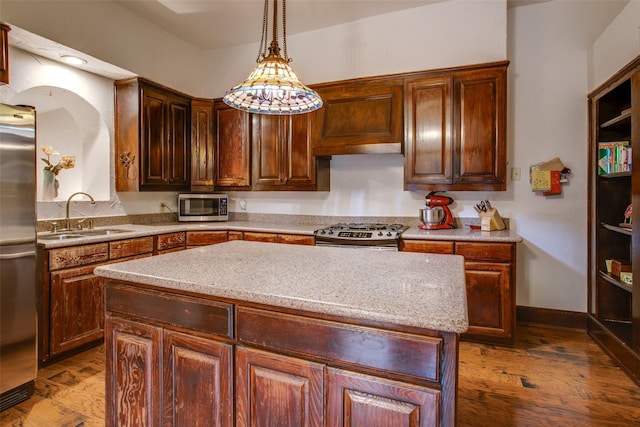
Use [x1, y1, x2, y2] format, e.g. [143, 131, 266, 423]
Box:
[252, 114, 286, 187]
[312, 78, 404, 155]
[0, 24, 10, 85]
[166, 95, 190, 189]
[453, 66, 507, 190]
[404, 75, 453, 189]
[163, 331, 233, 427]
[140, 85, 168, 188]
[191, 99, 215, 190]
[327, 368, 441, 427]
[215, 102, 251, 189]
[50, 264, 105, 356]
[463, 261, 513, 342]
[105, 317, 162, 427]
[236, 346, 324, 427]
[186, 231, 228, 247]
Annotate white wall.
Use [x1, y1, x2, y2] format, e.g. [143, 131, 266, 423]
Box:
[590, 0, 640, 89]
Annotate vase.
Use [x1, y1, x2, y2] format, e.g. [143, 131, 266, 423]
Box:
[42, 169, 59, 201]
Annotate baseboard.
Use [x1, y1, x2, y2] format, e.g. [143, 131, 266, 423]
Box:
[516, 305, 587, 330]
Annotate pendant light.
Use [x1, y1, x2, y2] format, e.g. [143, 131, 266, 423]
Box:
[222, 0, 322, 115]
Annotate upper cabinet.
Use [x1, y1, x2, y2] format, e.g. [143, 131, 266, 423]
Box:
[214, 101, 251, 190]
[115, 78, 191, 192]
[311, 78, 404, 156]
[214, 101, 329, 191]
[405, 62, 508, 191]
[252, 114, 329, 191]
[0, 24, 10, 85]
[190, 98, 215, 192]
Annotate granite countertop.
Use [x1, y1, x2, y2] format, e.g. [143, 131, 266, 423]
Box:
[37, 220, 521, 248]
[95, 240, 469, 333]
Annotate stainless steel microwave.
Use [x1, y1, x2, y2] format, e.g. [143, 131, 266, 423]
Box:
[178, 193, 228, 222]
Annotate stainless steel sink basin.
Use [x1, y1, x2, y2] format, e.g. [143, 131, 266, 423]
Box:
[38, 228, 130, 241]
[38, 234, 84, 241]
[77, 228, 129, 236]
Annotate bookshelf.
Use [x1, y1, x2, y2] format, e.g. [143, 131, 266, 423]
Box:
[588, 55, 640, 386]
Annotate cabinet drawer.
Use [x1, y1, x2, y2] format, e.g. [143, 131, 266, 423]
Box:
[400, 240, 454, 254]
[186, 231, 228, 246]
[48, 243, 109, 270]
[237, 307, 442, 383]
[455, 242, 513, 263]
[157, 232, 186, 251]
[243, 232, 277, 243]
[106, 283, 233, 338]
[227, 231, 243, 241]
[110, 237, 154, 260]
[277, 234, 315, 246]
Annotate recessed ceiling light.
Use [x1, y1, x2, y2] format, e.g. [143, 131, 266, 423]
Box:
[60, 55, 87, 65]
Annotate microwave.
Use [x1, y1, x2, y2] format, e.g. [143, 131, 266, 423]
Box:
[178, 193, 228, 222]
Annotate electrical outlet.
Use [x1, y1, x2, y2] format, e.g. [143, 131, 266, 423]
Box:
[511, 167, 521, 181]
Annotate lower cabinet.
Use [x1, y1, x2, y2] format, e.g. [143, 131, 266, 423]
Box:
[236, 346, 324, 426]
[50, 263, 106, 356]
[327, 368, 440, 426]
[105, 282, 458, 427]
[401, 239, 516, 345]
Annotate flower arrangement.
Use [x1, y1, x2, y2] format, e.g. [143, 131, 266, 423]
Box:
[41, 145, 75, 175]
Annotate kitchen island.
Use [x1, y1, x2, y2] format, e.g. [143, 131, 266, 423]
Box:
[95, 240, 468, 426]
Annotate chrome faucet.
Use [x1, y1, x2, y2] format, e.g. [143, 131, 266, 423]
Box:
[64, 192, 95, 230]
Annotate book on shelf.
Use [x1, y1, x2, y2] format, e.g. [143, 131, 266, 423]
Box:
[598, 141, 631, 175]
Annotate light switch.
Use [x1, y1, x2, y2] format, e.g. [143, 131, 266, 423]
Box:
[511, 167, 521, 181]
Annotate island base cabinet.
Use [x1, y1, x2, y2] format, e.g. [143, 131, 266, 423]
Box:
[164, 331, 233, 427]
[105, 317, 234, 427]
[327, 368, 441, 427]
[235, 346, 324, 427]
[105, 317, 162, 427]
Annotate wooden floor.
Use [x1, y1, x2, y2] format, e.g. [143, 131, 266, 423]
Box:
[2, 325, 639, 426]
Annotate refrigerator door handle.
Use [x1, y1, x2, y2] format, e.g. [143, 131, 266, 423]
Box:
[0, 251, 36, 260]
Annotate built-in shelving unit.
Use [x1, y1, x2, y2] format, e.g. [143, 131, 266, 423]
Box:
[587, 55, 640, 386]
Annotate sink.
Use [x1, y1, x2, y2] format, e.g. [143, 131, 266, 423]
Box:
[38, 228, 131, 241]
[77, 228, 130, 236]
[38, 234, 84, 241]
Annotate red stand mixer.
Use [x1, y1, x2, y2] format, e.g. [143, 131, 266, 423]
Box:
[419, 192, 456, 230]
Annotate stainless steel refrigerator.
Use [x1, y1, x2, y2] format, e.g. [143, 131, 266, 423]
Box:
[0, 104, 37, 411]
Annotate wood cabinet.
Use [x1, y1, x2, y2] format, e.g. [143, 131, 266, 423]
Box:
[190, 98, 215, 191]
[0, 24, 10, 85]
[236, 346, 324, 426]
[215, 101, 251, 190]
[115, 78, 191, 192]
[587, 55, 640, 385]
[311, 78, 404, 156]
[252, 113, 329, 191]
[405, 62, 508, 191]
[105, 282, 459, 427]
[401, 239, 516, 345]
[39, 237, 154, 363]
[186, 230, 229, 247]
[155, 231, 186, 254]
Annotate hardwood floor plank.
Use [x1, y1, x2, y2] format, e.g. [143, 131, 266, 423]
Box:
[1, 326, 638, 426]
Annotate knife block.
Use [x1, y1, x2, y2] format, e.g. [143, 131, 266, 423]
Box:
[478, 208, 506, 231]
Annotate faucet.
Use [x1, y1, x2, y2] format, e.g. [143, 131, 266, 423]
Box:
[64, 192, 96, 230]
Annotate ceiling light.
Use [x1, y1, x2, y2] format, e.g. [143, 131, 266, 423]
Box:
[60, 55, 87, 66]
[223, 0, 322, 115]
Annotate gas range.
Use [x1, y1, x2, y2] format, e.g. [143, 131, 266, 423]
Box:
[314, 223, 408, 250]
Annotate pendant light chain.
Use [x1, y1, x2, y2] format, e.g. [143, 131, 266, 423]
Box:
[257, 0, 269, 62]
[283, 0, 290, 62]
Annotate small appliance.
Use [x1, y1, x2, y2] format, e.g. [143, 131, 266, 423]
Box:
[178, 193, 228, 222]
[314, 223, 408, 250]
[419, 191, 456, 230]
